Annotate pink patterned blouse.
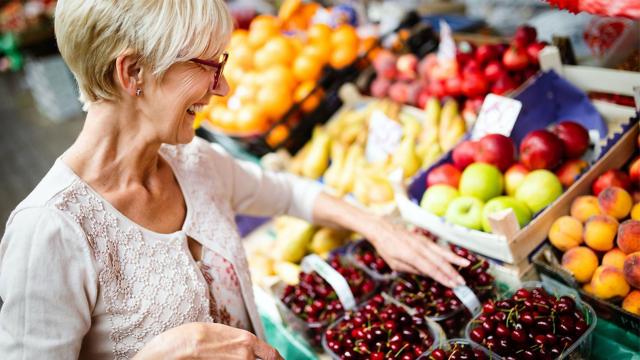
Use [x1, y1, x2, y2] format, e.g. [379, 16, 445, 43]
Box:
[0, 137, 322, 360]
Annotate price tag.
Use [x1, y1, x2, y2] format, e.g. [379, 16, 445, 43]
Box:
[301, 254, 357, 310]
[365, 110, 404, 163]
[437, 20, 456, 62]
[453, 285, 482, 315]
[471, 94, 522, 140]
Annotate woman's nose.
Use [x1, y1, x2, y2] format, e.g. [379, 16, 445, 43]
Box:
[211, 75, 229, 97]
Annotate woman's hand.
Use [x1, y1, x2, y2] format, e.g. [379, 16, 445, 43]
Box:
[364, 218, 470, 288]
[134, 322, 282, 360]
[311, 193, 470, 288]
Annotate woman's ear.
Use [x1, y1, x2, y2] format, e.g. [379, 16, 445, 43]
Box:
[115, 50, 144, 97]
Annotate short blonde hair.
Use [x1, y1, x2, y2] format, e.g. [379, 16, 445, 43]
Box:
[55, 0, 233, 105]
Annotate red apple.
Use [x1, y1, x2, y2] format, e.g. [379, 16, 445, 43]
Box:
[503, 47, 529, 71]
[513, 25, 537, 48]
[475, 44, 500, 65]
[416, 87, 432, 109]
[428, 79, 447, 98]
[555, 159, 589, 188]
[418, 54, 438, 81]
[370, 77, 391, 98]
[426, 163, 462, 188]
[452, 140, 479, 170]
[526, 42, 547, 64]
[462, 72, 488, 98]
[373, 50, 398, 79]
[505, 163, 529, 196]
[519, 129, 564, 170]
[444, 75, 463, 96]
[551, 121, 590, 159]
[396, 53, 418, 81]
[592, 170, 632, 195]
[484, 61, 505, 82]
[388, 81, 410, 103]
[476, 133, 516, 171]
[491, 73, 518, 95]
[629, 156, 640, 187]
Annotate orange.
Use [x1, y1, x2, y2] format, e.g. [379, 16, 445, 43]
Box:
[330, 46, 358, 69]
[249, 15, 281, 34]
[294, 81, 323, 112]
[230, 44, 254, 70]
[292, 55, 324, 82]
[236, 104, 269, 133]
[331, 25, 358, 49]
[260, 36, 296, 67]
[307, 23, 332, 44]
[278, 0, 302, 21]
[267, 124, 290, 147]
[229, 30, 249, 49]
[260, 65, 297, 91]
[257, 85, 293, 120]
[302, 42, 331, 64]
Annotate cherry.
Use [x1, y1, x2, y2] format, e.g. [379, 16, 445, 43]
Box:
[511, 329, 526, 343]
[495, 323, 510, 338]
[470, 327, 486, 343]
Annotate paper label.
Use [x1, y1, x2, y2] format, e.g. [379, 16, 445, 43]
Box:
[453, 285, 482, 315]
[365, 110, 403, 163]
[471, 94, 522, 140]
[437, 20, 456, 62]
[301, 254, 356, 310]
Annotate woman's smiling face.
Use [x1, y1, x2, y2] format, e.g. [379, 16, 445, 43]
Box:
[142, 54, 229, 145]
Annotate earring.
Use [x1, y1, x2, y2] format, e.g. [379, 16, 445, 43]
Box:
[136, 88, 142, 96]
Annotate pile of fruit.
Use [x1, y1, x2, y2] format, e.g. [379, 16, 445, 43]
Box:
[247, 217, 353, 286]
[548, 155, 640, 315]
[419, 121, 593, 233]
[289, 97, 466, 206]
[369, 25, 546, 107]
[425, 340, 492, 360]
[390, 246, 494, 338]
[279, 254, 377, 347]
[203, 13, 368, 137]
[468, 287, 592, 359]
[323, 294, 436, 359]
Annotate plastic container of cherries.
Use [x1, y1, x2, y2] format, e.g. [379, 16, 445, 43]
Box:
[346, 239, 396, 282]
[322, 293, 442, 360]
[465, 281, 597, 360]
[418, 339, 500, 360]
[274, 254, 379, 349]
[389, 246, 495, 338]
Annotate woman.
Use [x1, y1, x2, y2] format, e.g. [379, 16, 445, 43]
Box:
[0, 1, 468, 359]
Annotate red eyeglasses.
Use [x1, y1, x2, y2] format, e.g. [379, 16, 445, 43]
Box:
[190, 52, 228, 91]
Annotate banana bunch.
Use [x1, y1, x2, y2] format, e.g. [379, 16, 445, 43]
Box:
[416, 97, 466, 168]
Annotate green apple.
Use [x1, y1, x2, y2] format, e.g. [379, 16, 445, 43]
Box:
[515, 170, 563, 214]
[420, 184, 459, 216]
[482, 196, 533, 233]
[459, 163, 504, 202]
[445, 196, 485, 230]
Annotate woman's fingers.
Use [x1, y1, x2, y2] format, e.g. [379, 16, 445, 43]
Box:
[252, 338, 283, 360]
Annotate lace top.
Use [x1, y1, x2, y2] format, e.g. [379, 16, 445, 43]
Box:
[0, 137, 322, 360]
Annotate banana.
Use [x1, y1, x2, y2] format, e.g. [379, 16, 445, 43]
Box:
[335, 144, 364, 196]
[302, 126, 331, 179]
[392, 135, 421, 178]
[419, 97, 441, 145]
[323, 142, 347, 189]
[273, 217, 315, 263]
[308, 227, 350, 255]
[400, 113, 422, 140]
[439, 99, 465, 152]
[417, 142, 443, 169]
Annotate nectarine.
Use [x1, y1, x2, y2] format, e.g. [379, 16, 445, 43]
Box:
[622, 290, 640, 315]
[549, 216, 583, 251]
[570, 195, 601, 223]
[584, 215, 619, 252]
[623, 252, 640, 289]
[617, 220, 640, 254]
[602, 248, 627, 271]
[561, 246, 599, 283]
[591, 265, 631, 299]
[598, 186, 633, 220]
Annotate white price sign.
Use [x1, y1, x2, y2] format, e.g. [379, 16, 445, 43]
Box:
[472, 94, 522, 140]
[365, 110, 404, 163]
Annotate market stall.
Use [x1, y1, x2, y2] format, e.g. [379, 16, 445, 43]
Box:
[190, 1, 640, 359]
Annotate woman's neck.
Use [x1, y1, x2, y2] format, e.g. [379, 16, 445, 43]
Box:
[62, 101, 163, 191]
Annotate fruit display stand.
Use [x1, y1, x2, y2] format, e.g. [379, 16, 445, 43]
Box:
[395, 51, 640, 272]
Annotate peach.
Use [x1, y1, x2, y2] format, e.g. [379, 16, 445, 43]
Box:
[584, 215, 619, 251]
[631, 203, 640, 221]
[602, 248, 627, 271]
[561, 246, 599, 283]
[582, 283, 594, 295]
[617, 220, 640, 254]
[598, 186, 633, 220]
[549, 216, 583, 251]
[623, 251, 640, 289]
[570, 195, 601, 223]
[590, 265, 631, 300]
[622, 290, 640, 315]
